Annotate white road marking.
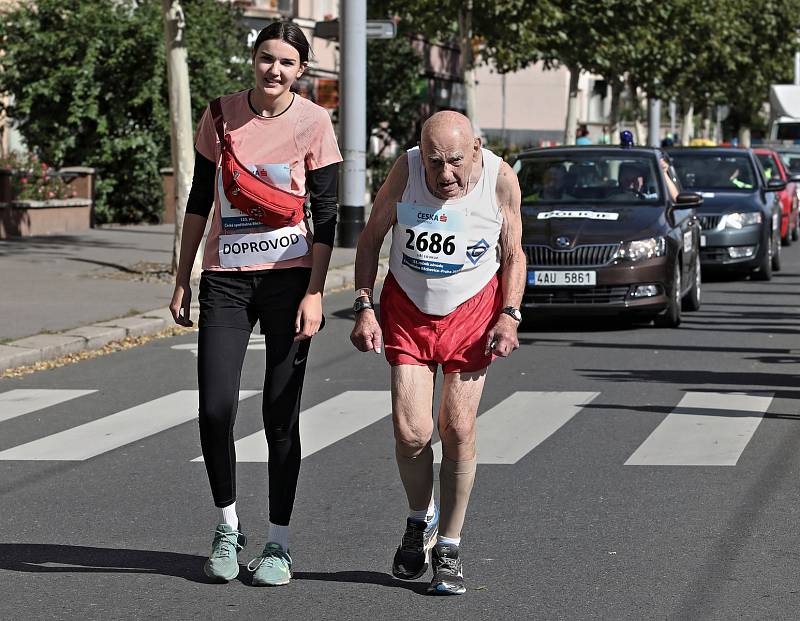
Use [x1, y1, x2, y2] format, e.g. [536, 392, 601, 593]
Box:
[172, 335, 264, 357]
[0, 390, 259, 461]
[0, 389, 97, 424]
[433, 391, 599, 464]
[625, 392, 773, 466]
[193, 391, 392, 462]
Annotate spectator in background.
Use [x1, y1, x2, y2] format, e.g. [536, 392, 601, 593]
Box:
[576, 124, 592, 145]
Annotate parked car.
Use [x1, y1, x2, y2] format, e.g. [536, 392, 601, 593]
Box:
[667, 147, 784, 280]
[513, 146, 703, 327]
[754, 147, 799, 245]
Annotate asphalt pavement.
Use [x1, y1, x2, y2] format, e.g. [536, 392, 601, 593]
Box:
[2, 241, 800, 619]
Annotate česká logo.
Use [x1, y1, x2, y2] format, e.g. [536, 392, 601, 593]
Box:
[417, 211, 448, 222]
[466, 239, 490, 265]
[555, 236, 571, 249]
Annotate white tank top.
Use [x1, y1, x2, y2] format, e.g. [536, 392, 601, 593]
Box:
[388, 146, 503, 315]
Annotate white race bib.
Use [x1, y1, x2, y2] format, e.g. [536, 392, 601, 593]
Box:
[219, 226, 309, 268]
[397, 202, 466, 275]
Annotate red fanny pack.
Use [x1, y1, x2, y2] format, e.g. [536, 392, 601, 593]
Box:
[209, 97, 306, 229]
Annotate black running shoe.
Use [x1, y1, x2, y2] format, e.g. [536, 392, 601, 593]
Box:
[391, 509, 439, 580]
[427, 542, 466, 595]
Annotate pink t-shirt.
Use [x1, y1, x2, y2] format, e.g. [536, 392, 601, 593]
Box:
[195, 90, 342, 271]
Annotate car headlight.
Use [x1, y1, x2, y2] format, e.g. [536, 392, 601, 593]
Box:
[617, 237, 667, 261]
[723, 212, 762, 229]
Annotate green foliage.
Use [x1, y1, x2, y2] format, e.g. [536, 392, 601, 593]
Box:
[0, 0, 250, 224]
[367, 36, 424, 153]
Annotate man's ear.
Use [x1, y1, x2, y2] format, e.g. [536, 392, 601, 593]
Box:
[473, 137, 482, 159]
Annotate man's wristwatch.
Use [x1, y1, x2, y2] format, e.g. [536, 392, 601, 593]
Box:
[353, 297, 374, 313]
[501, 306, 522, 322]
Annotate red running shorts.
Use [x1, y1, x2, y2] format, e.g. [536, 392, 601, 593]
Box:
[379, 271, 502, 374]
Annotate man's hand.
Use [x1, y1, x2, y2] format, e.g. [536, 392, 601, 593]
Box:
[350, 309, 383, 354]
[485, 313, 519, 357]
[169, 283, 194, 327]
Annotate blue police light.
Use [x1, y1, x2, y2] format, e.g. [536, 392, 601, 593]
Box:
[620, 130, 634, 148]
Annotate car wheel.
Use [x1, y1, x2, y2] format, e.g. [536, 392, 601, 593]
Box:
[654, 258, 682, 328]
[752, 229, 773, 281]
[772, 223, 782, 271]
[793, 207, 799, 241]
[782, 215, 792, 246]
[682, 252, 701, 312]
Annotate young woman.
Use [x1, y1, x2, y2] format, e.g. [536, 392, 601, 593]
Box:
[169, 21, 341, 586]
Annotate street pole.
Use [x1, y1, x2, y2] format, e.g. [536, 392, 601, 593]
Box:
[337, 0, 367, 248]
[162, 0, 200, 278]
[647, 97, 661, 146]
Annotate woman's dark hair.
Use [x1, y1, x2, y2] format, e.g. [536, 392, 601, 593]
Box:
[252, 21, 311, 64]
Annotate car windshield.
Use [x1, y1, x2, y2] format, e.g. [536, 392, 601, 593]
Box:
[513, 154, 662, 204]
[670, 153, 757, 191]
[756, 153, 779, 181]
[777, 151, 800, 175]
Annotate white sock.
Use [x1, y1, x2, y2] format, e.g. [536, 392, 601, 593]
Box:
[408, 496, 437, 524]
[438, 535, 460, 547]
[221, 502, 238, 530]
[268, 522, 289, 550]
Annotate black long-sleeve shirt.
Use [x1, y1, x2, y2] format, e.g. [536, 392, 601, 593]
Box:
[186, 150, 339, 247]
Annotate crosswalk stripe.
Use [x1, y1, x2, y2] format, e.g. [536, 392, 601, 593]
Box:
[625, 392, 773, 466]
[433, 391, 600, 465]
[0, 390, 260, 461]
[0, 389, 97, 424]
[193, 391, 392, 463]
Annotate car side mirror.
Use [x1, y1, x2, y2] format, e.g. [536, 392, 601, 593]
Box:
[674, 192, 703, 207]
[767, 178, 787, 191]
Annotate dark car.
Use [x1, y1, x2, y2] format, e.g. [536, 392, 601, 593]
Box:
[513, 146, 703, 327]
[668, 147, 784, 280]
[754, 147, 799, 245]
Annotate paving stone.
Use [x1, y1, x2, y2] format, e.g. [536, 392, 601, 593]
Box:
[95, 316, 167, 338]
[63, 326, 127, 350]
[0, 345, 42, 371]
[8, 334, 87, 360]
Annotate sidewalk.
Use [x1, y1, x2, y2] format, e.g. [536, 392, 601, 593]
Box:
[0, 224, 388, 372]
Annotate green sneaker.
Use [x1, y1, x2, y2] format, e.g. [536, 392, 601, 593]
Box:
[248, 542, 293, 586]
[204, 523, 246, 582]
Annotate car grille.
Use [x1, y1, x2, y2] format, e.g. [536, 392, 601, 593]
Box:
[523, 244, 620, 267]
[523, 286, 630, 305]
[698, 215, 722, 230]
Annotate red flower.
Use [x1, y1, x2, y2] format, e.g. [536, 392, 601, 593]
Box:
[20, 177, 28, 184]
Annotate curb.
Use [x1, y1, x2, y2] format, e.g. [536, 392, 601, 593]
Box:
[0, 258, 389, 374]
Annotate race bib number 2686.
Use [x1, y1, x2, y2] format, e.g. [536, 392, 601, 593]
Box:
[397, 202, 466, 276]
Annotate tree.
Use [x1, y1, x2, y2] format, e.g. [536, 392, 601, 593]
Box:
[0, 0, 249, 224]
[369, 0, 551, 134]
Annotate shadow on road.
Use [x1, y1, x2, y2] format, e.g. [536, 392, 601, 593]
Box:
[294, 570, 429, 594]
[0, 544, 218, 584]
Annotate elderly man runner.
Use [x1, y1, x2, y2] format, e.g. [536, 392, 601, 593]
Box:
[350, 111, 525, 595]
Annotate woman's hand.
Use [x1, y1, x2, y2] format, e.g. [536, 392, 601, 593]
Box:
[294, 292, 323, 341]
[170, 283, 194, 327]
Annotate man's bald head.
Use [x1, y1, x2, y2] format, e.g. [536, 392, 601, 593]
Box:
[421, 111, 474, 149]
[419, 111, 482, 200]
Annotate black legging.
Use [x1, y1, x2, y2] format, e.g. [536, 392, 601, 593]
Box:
[197, 326, 310, 526]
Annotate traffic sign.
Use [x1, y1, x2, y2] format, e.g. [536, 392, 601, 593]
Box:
[313, 19, 396, 41]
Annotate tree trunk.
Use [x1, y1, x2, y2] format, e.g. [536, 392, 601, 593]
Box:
[701, 113, 711, 140]
[738, 126, 752, 147]
[680, 102, 694, 145]
[627, 79, 646, 145]
[564, 65, 580, 145]
[163, 0, 201, 279]
[609, 79, 622, 144]
[457, 0, 481, 138]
